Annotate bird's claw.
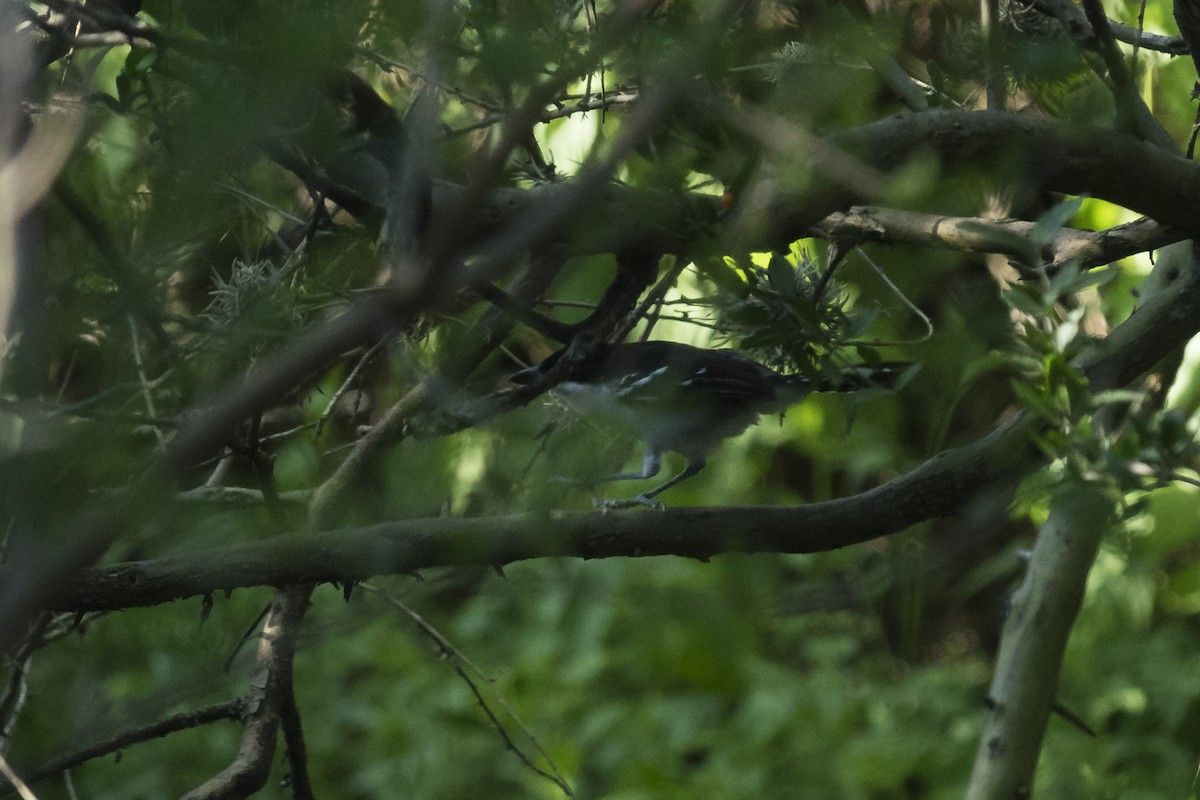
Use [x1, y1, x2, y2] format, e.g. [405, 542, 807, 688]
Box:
[552, 476, 665, 510]
[594, 495, 665, 511]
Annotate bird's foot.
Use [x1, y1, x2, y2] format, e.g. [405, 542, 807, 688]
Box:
[550, 477, 665, 510]
[594, 494, 665, 511]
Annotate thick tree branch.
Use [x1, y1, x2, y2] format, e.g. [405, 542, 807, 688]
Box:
[1079, 0, 1176, 149]
[6, 110, 1199, 650]
[1176, 0, 1200, 89]
[348, 116, 1200, 261]
[60, 421, 1029, 612]
[813, 207, 1184, 269]
[29, 11, 1200, 259]
[0, 90, 677, 657]
[181, 586, 311, 800]
[762, 111, 1200, 244]
[1032, 0, 1188, 55]
[45, 231, 1200, 614]
[966, 485, 1116, 799]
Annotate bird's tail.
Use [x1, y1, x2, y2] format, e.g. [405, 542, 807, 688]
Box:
[823, 362, 914, 392]
[776, 362, 914, 402]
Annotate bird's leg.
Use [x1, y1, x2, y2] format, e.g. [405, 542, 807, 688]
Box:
[553, 450, 663, 506]
[605, 448, 662, 483]
[594, 449, 663, 509]
[598, 454, 706, 510]
[640, 457, 705, 501]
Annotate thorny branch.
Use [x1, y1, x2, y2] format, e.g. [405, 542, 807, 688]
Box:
[180, 586, 312, 800]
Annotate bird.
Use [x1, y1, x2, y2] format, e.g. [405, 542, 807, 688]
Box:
[510, 340, 908, 508]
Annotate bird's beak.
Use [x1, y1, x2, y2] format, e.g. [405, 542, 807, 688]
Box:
[509, 365, 541, 385]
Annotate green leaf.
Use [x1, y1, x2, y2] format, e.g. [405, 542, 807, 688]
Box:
[854, 346, 882, 367]
[1003, 284, 1047, 318]
[766, 253, 796, 297]
[125, 46, 157, 73]
[697, 257, 749, 296]
[1011, 378, 1060, 422]
[1091, 390, 1143, 406]
[1046, 260, 1082, 299]
[956, 220, 1041, 267]
[115, 73, 136, 110]
[1032, 195, 1085, 245]
[843, 307, 879, 340]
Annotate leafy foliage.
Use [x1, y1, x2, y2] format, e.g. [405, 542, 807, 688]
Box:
[6, 0, 1200, 797]
[700, 248, 877, 378]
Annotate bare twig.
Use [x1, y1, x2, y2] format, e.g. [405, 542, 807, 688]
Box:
[1080, 0, 1170, 146]
[982, 0, 1007, 110]
[444, 91, 640, 137]
[0, 701, 243, 796]
[308, 380, 432, 528]
[279, 680, 313, 800]
[0, 753, 36, 800]
[356, 48, 506, 113]
[222, 603, 271, 674]
[39, 0, 159, 42]
[1031, 0, 1187, 54]
[0, 616, 52, 758]
[204, 456, 234, 489]
[456, 662, 573, 795]
[59, 771, 76, 800]
[36, 0, 225, 59]
[315, 339, 389, 438]
[426, 0, 666, 270]
[0, 35, 84, 389]
[767, 111, 1200, 240]
[175, 486, 311, 506]
[626, 256, 688, 342]
[128, 316, 167, 452]
[49, 30, 154, 48]
[854, 248, 933, 343]
[362, 584, 574, 797]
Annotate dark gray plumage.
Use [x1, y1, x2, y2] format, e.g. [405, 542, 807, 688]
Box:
[512, 341, 907, 508]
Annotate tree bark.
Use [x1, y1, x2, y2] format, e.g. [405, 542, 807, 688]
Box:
[966, 485, 1116, 799]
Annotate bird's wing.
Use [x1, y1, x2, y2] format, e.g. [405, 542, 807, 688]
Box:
[604, 345, 778, 406]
